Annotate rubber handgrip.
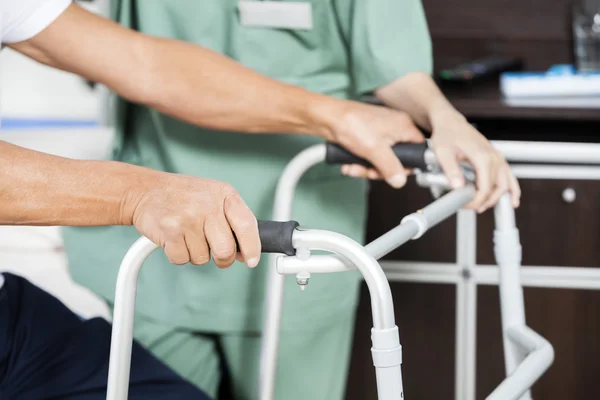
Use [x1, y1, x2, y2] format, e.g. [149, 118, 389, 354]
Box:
[258, 220, 299, 256]
[325, 142, 428, 170]
[234, 220, 299, 256]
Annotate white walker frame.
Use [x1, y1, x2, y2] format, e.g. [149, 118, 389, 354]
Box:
[383, 140, 600, 400]
[104, 139, 599, 400]
[258, 141, 565, 400]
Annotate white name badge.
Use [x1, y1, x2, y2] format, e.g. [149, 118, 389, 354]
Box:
[239, 1, 313, 30]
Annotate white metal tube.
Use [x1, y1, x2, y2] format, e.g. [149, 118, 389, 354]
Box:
[511, 164, 600, 180]
[382, 261, 600, 290]
[486, 326, 554, 400]
[290, 229, 396, 329]
[384, 267, 462, 284]
[492, 195, 554, 400]
[474, 265, 600, 289]
[494, 196, 527, 380]
[259, 144, 326, 400]
[455, 210, 478, 400]
[492, 140, 600, 165]
[374, 364, 404, 400]
[277, 186, 475, 275]
[106, 237, 158, 400]
[289, 229, 404, 399]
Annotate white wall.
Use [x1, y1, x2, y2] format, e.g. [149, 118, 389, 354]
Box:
[0, 37, 113, 319]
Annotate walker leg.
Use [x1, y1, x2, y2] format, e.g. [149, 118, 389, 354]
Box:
[455, 210, 478, 400]
[486, 194, 554, 400]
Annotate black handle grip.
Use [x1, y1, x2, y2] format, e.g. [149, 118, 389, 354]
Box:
[325, 142, 429, 170]
[258, 220, 299, 256]
[234, 220, 299, 256]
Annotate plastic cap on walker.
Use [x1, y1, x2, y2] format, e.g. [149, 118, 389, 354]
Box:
[296, 271, 310, 291]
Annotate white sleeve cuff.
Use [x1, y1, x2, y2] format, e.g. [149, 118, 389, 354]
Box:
[3, 0, 72, 44]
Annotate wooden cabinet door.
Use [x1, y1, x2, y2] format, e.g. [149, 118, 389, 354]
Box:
[346, 178, 600, 400]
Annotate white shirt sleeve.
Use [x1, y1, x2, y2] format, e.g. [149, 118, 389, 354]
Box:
[1, 0, 72, 44]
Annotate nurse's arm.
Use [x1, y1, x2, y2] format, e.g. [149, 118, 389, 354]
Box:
[374, 72, 521, 212]
[8, 2, 423, 189]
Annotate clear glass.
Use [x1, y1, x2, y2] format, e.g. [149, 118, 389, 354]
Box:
[573, 3, 600, 72]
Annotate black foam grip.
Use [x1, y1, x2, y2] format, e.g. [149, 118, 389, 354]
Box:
[325, 142, 428, 170]
[258, 220, 299, 256]
[234, 220, 299, 256]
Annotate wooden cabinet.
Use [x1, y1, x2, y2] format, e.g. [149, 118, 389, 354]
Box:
[345, 178, 600, 399]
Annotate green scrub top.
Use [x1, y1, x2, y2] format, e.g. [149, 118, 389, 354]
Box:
[62, 0, 432, 333]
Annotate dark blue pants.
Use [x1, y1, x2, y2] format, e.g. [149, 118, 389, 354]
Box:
[0, 273, 211, 400]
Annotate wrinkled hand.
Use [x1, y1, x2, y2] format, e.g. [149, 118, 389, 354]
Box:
[127, 172, 260, 268]
[429, 111, 520, 212]
[330, 101, 425, 188]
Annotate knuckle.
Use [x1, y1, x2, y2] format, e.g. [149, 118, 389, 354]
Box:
[235, 217, 258, 235]
[211, 242, 236, 261]
[159, 216, 184, 237]
[362, 138, 379, 153]
[219, 183, 237, 198]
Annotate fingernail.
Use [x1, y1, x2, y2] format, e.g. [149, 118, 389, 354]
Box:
[247, 257, 259, 268]
[477, 207, 485, 214]
[388, 173, 406, 188]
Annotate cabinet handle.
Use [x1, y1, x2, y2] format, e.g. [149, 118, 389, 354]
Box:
[562, 187, 576, 204]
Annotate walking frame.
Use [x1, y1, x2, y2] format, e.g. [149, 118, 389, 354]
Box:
[105, 140, 565, 400]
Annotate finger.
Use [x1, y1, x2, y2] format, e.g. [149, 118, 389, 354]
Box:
[164, 238, 191, 265]
[204, 213, 237, 269]
[479, 172, 509, 212]
[392, 116, 426, 143]
[224, 193, 260, 268]
[184, 229, 211, 266]
[367, 169, 382, 180]
[434, 147, 465, 189]
[341, 164, 370, 179]
[507, 168, 521, 208]
[341, 164, 384, 180]
[365, 144, 407, 189]
[465, 155, 495, 211]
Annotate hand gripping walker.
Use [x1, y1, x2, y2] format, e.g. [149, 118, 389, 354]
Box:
[105, 143, 554, 400]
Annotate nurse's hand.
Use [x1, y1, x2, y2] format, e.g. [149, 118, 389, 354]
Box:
[429, 110, 520, 213]
[127, 173, 261, 268]
[330, 102, 425, 188]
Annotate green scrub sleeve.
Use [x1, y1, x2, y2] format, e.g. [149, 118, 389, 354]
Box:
[333, 0, 434, 96]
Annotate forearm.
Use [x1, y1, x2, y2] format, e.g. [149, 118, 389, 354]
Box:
[0, 141, 146, 226]
[140, 37, 337, 137]
[374, 71, 465, 131]
[10, 3, 339, 139]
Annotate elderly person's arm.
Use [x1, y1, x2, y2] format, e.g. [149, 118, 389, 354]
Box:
[0, 140, 260, 268]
